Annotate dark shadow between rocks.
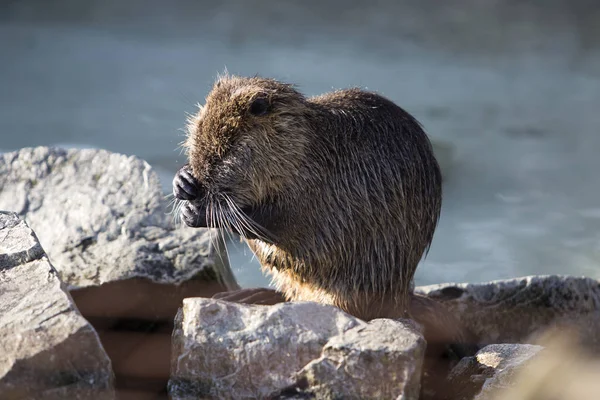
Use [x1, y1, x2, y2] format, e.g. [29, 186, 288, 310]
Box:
[70, 277, 229, 400]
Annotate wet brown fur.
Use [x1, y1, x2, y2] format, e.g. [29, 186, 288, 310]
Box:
[184, 74, 442, 320]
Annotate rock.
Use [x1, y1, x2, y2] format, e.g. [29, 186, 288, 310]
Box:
[170, 299, 426, 400]
[0, 146, 237, 289]
[473, 344, 543, 400]
[169, 299, 365, 399]
[444, 344, 543, 400]
[486, 335, 600, 400]
[294, 318, 426, 400]
[0, 146, 239, 398]
[0, 211, 115, 399]
[416, 276, 600, 349]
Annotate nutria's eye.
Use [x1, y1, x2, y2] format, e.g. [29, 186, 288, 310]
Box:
[249, 97, 270, 116]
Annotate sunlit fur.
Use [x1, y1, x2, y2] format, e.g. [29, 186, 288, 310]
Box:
[184, 74, 442, 320]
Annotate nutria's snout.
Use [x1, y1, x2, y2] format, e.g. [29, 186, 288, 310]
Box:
[180, 197, 268, 241]
[173, 163, 268, 239]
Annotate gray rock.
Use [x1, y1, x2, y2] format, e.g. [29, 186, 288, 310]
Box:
[445, 344, 543, 400]
[473, 344, 544, 400]
[0, 210, 44, 268]
[485, 337, 600, 400]
[416, 276, 600, 349]
[0, 146, 237, 289]
[0, 211, 115, 399]
[295, 318, 425, 400]
[169, 299, 365, 399]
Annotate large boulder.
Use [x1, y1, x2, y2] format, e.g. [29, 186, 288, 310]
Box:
[0, 211, 115, 399]
[0, 146, 236, 290]
[169, 299, 425, 400]
[417, 276, 600, 350]
[0, 146, 239, 398]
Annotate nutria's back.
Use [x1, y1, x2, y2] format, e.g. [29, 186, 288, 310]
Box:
[179, 75, 442, 320]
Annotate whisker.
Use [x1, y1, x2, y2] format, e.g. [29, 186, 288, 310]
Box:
[217, 201, 239, 284]
[216, 194, 240, 235]
[247, 241, 259, 265]
[172, 202, 180, 226]
[221, 225, 236, 261]
[224, 201, 248, 241]
[206, 196, 240, 291]
[221, 195, 255, 240]
[221, 194, 277, 243]
[209, 196, 227, 275]
[164, 194, 176, 211]
[164, 192, 185, 227]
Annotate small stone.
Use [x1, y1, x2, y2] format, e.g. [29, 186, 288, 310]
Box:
[0, 212, 115, 399]
[295, 318, 426, 400]
[487, 337, 600, 400]
[444, 344, 543, 400]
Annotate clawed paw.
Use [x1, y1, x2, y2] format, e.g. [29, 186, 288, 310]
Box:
[173, 164, 203, 201]
[181, 201, 208, 228]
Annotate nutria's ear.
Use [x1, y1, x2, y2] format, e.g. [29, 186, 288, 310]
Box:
[249, 96, 270, 116]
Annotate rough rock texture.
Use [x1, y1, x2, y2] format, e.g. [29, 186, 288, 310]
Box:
[444, 344, 543, 400]
[472, 344, 543, 400]
[0, 147, 239, 399]
[0, 211, 115, 399]
[416, 275, 600, 349]
[488, 337, 600, 400]
[0, 146, 236, 289]
[170, 300, 426, 400]
[169, 299, 366, 399]
[295, 318, 426, 400]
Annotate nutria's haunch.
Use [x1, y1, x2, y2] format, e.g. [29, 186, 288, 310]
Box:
[173, 74, 443, 323]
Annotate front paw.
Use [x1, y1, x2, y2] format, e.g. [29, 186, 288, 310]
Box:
[181, 201, 208, 228]
[173, 164, 203, 201]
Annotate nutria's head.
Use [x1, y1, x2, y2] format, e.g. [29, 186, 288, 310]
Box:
[184, 75, 312, 213]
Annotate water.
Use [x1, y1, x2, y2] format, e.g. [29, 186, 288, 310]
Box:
[2, 0, 600, 287]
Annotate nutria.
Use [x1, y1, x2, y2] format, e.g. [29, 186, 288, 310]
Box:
[173, 75, 477, 397]
[173, 74, 442, 321]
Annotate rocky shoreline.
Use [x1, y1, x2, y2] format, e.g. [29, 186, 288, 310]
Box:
[1, 147, 599, 399]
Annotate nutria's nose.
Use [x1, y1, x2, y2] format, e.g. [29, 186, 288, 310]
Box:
[173, 164, 204, 200]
